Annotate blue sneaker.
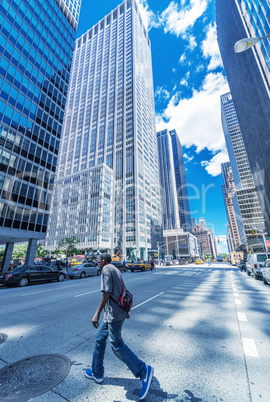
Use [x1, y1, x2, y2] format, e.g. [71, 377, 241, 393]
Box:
[139, 364, 154, 400]
[85, 368, 104, 384]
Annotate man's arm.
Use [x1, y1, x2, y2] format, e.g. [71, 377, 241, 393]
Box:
[92, 291, 111, 328]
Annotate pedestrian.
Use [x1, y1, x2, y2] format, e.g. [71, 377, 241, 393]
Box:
[85, 253, 154, 401]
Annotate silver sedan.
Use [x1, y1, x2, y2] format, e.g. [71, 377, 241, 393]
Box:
[66, 262, 101, 279]
[260, 259, 270, 285]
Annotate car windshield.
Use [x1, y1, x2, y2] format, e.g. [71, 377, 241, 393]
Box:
[257, 254, 270, 262]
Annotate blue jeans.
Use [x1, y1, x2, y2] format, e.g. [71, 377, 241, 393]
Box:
[92, 319, 146, 380]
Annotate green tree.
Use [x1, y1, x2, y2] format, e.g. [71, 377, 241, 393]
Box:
[53, 236, 79, 264]
[35, 242, 50, 259]
[0, 247, 5, 260]
[12, 243, 28, 259]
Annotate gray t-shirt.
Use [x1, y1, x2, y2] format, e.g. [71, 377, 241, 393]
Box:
[101, 263, 129, 322]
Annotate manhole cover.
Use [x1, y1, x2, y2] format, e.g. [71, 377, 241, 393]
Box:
[0, 354, 71, 400]
[0, 333, 7, 346]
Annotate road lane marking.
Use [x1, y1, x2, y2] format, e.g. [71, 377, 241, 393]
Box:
[132, 291, 164, 310]
[242, 338, 259, 358]
[237, 312, 247, 322]
[75, 289, 100, 297]
[233, 293, 239, 297]
[21, 284, 79, 296]
[235, 299, 242, 304]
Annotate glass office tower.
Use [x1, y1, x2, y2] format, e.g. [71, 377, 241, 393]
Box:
[221, 93, 266, 252]
[0, 0, 81, 270]
[216, 0, 270, 235]
[157, 128, 191, 231]
[46, 0, 162, 260]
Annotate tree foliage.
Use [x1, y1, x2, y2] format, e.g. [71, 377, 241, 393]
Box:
[12, 243, 28, 259]
[35, 242, 50, 258]
[53, 236, 79, 260]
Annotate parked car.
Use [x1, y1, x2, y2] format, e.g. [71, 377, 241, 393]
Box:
[66, 262, 101, 279]
[195, 259, 204, 264]
[260, 259, 270, 285]
[111, 261, 128, 272]
[0, 265, 66, 287]
[237, 260, 246, 271]
[128, 261, 152, 272]
[246, 253, 270, 279]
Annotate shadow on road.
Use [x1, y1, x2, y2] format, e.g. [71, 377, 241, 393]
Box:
[105, 375, 178, 400]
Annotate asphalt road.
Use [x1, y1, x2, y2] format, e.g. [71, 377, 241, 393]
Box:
[1, 263, 270, 401]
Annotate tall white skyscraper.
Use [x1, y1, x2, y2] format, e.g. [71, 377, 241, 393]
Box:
[221, 93, 266, 252]
[46, 0, 162, 260]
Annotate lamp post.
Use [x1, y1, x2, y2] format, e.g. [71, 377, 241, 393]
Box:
[234, 34, 270, 53]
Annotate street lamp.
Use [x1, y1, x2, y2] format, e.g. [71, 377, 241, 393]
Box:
[234, 34, 270, 53]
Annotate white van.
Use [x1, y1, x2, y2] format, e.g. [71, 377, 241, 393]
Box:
[246, 253, 270, 279]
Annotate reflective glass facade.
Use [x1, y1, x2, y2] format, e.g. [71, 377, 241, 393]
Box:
[0, 0, 80, 245]
[46, 0, 162, 258]
[221, 92, 266, 250]
[216, 0, 270, 235]
[157, 129, 191, 232]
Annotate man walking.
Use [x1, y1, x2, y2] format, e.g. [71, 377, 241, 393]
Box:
[85, 253, 153, 400]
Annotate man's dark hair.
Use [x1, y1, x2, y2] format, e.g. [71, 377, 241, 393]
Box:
[101, 253, 111, 264]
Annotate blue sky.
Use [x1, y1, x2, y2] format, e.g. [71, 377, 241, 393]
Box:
[76, 0, 230, 253]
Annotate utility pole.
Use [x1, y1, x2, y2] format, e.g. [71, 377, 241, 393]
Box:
[157, 242, 160, 262]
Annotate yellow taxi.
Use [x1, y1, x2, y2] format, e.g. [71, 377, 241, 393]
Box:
[195, 259, 204, 264]
[128, 261, 152, 272]
[70, 259, 82, 266]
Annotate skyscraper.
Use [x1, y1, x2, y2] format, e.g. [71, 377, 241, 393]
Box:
[0, 0, 81, 270]
[221, 93, 266, 251]
[216, 0, 270, 234]
[221, 162, 241, 251]
[157, 128, 191, 231]
[46, 0, 162, 260]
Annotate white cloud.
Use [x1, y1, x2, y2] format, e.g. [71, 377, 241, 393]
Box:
[180, 79, 188, 86]
[137, 0, 158, 30]
[156, 72, 230, 155]
[155, 86, 170, 101]
[179, 53, 186, 64]
[160, 0, 208, 37]
[183, 153, 194, 163]
[186, 35, 197, 50]
[201, 149, 229, 177]
[201, 23, 223, 70]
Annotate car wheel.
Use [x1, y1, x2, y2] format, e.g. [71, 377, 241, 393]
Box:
[254, 273, 259, 280]
[80, 272, 86, 279]
[131, 269, 134, 272]
[18, 277, 29, 287]
[97, 269, 101, 276]
[124, 267, 127, 272]
[247, 270, 251, 276]
[57, 273, 65, 282]
[263, 278, 268, 285]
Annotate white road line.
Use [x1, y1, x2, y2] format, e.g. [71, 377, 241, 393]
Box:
[242, 338, 259, 358]
[235, 299, 242, 305]
[75, 289, 100, 298]
[237, 312, 247, 322]
[132, 291, 164, 310]
[233, 293, 239, 297]
[21, 284, 79, 296]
